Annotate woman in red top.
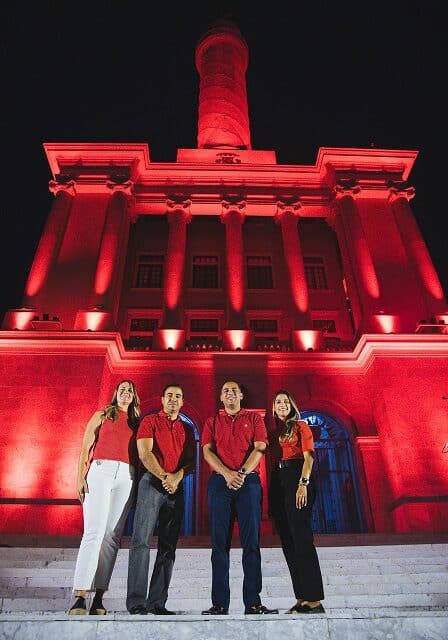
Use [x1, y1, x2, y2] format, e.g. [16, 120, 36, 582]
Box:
[269, 390, 325, 614]
[69, 380, 141, 616]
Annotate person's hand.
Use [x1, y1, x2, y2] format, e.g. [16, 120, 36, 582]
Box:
[162, 472, 180, 494]
[77, 476, 88, 503]
[296, 484, 307, 509]
[226, 470, 245, 490]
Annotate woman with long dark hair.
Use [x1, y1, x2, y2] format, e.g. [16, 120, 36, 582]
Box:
[269, 390, 325, 614]
[68, 379, 141, 615]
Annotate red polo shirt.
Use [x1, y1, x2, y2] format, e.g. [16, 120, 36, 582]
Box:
[279, 420, 314, 459]
[201, 409, 268, 470]
[137, 410, 194, 473]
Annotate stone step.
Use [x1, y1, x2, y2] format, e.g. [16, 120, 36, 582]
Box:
[0, 611, 447, 640]
[0, 545, 447, 614]
[1, 542, 447, 640]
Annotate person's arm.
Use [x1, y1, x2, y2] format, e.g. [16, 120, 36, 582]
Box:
[76, 410, 104, 503]
[238, 440, 267, 474]
[237, 413, 268, 479]
[202, 442, 245, 490]
[163, 436, 196, 494]
[137, 437, 167, 480]
[296, 449, 314, 509]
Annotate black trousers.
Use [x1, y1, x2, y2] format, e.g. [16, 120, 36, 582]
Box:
[269, 461, 324, 601]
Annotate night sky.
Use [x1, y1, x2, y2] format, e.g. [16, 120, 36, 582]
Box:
[2, 1, 446, 321]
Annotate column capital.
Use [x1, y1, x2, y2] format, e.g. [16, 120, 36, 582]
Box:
[106, 184, 136, 220]
[333, 179, 361, 200]
[106, 179, 134, 194]
[275, 199, 302, 223]
[388, 184, 415, 203]
[48, 179, 76, 197]
[166, 196, 192, 223]
[220, 196, 246, 223]
[166, 194, 192, 209]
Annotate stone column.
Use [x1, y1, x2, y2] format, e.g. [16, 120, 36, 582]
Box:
[221, 200, 246, 329]
[275, 201, 311, 328]
[75, 182, 134, 332]
[161, 198, 192, 328]
[221, 199, 252, 349]
[24, 180, 75, 301]
[331, 183, 380, 333]
[91, 183, 134, 312]
[153, 197, 191, 350]
[389, 185, 445, 310]
[276, 201, 321, 351]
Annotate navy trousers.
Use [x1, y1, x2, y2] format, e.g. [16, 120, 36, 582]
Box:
[207, 472, 263, 611]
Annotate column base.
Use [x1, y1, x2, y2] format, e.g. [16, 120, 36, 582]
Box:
[153, 328, 186, 351]
[222, 329, 254, 351]
[291, 329, 323, 352]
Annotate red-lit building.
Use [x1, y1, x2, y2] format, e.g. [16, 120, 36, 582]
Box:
[1, 20, 447, 538]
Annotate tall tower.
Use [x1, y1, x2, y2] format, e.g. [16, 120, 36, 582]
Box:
[195, 19, 251, 149]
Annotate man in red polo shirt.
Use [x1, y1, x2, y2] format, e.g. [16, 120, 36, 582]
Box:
[201, 380, 279, 615]
[126, 383, 195, 615]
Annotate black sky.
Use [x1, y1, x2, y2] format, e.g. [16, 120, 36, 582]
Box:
[2, 1, 446, 320]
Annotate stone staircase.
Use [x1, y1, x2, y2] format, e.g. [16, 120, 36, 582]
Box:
[0, 537, 447, 639]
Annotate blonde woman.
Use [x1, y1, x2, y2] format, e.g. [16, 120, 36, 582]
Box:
[69, 380, 141, 615]
[270, 390, 325, 614]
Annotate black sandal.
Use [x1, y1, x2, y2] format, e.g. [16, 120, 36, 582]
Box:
[69, 596, 87, 615]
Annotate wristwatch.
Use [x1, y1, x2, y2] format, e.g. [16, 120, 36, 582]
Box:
[299, 477, 310, 486]
[238, 467, 248, 476]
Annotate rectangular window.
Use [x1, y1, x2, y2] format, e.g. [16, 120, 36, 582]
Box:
[247, 256, 273, 289]
[190, 318, 219, 333]
[135, 255, 164, 288]
[130, 318, 159, 333]
[304, 256, 328, 290]
[249, 319, 278, 333]
[192, 256, 219, 288]
[126, 316, 159, 351]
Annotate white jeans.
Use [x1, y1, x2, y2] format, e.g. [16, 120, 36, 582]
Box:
[72, 459, 135, 592]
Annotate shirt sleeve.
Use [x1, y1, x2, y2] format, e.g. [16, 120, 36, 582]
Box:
[201, 416, 214, 447]
[299, 420, 314, 452]
[136, 414, 155, 440]
[252, 412, 268, 444]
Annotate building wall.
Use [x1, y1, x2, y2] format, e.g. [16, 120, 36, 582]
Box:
[1, 336, 446, 535]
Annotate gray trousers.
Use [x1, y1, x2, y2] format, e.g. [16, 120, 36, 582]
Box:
[126, 472, 184, 610]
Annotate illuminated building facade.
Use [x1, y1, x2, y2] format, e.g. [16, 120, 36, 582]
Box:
[1, 21, 447, 537]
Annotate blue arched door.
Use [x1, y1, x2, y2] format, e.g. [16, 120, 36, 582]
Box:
[301, 411, 366, 534]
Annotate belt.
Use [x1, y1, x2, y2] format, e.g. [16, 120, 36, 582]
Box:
[277, 459, 303, 469]
[212, 470, 257, 475]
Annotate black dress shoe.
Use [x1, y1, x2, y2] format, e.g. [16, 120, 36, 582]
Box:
[244, 604, 279, 614]
[293, 603, 325, 614]
[201, 605, 228, 615]
[129, 605, 148, 615]
[148, 605, 176, 615]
